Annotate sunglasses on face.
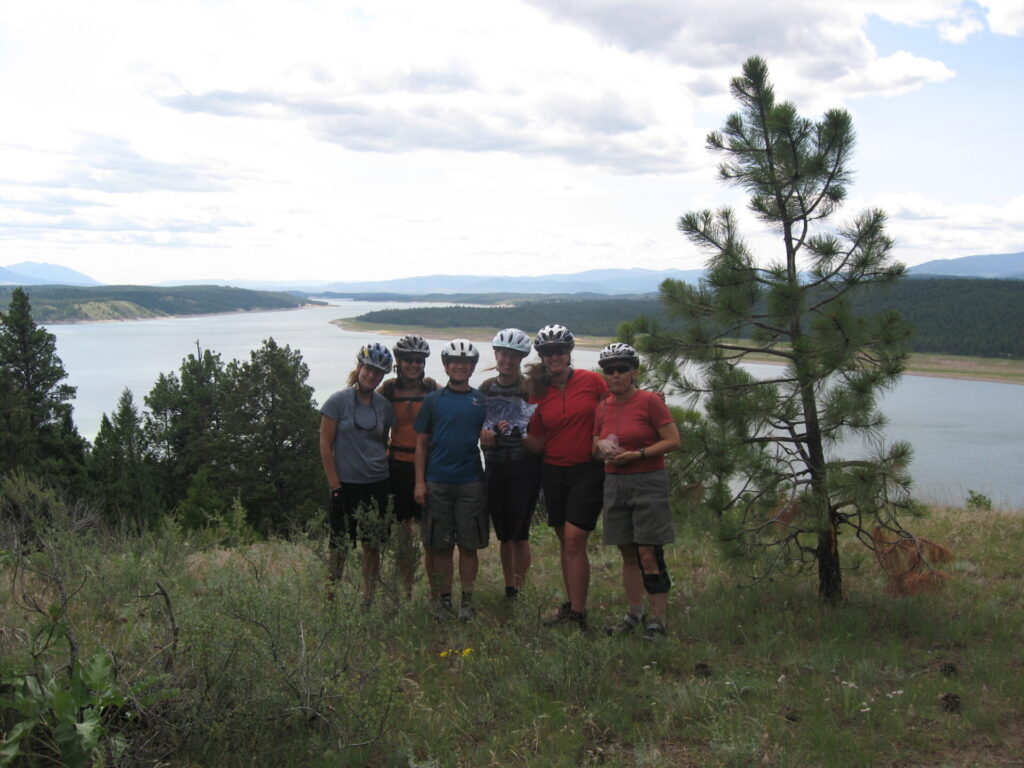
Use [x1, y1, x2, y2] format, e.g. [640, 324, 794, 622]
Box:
[539, 347, 569, 358]
[603, 364, 634, 375]
[399, 356, 426, 365]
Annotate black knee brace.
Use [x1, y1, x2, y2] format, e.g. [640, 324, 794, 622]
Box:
[642, 546, 671, 594]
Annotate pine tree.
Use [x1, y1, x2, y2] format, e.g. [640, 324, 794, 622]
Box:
[632, 57, 945, 602]
[143, 345, 226, 511]
[0, 287, 87, 486]
[89, 388, 158, 527]
[221, 338, 321, 533]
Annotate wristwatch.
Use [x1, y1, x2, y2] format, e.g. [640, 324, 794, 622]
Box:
[639, 447, 647, 459]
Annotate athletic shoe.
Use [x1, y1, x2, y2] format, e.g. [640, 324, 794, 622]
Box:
[545, 605, 588, 632]
[642, 620, 667, 641]
[458, 600, 476, 622]
[431, 596, 455, 622]
[605, 613, 646, 636]
[542, 601, 572, 626]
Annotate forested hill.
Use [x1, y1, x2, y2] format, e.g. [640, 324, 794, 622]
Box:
[355, 277, 1024, 359]
[0, 285, 319, 323]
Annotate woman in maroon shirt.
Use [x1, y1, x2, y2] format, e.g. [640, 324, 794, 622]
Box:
[524, 324, 607, 631]
[592, 343, 681, 640]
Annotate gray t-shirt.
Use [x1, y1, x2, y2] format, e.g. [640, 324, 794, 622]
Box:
[321, 387, 396, 484]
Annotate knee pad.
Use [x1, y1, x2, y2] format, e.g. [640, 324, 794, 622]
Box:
[643, 571, 671, 594]
[642, 546, 671, 594]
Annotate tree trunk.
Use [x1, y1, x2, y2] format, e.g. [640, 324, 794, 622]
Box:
[816, 517, 843, 604]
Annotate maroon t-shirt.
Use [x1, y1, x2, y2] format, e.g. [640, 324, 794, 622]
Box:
[528, 369, 608, 466]
[594, 389, 674, 474]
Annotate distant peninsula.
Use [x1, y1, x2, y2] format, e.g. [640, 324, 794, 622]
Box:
[0, 285, 323, 324]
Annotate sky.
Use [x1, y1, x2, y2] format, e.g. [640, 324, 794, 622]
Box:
[0, 0, 1021, 286]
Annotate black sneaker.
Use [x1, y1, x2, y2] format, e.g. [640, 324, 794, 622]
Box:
[605, 613, 646, 636]
[542, 601, 572, 626]
[545, 605, 588, 632]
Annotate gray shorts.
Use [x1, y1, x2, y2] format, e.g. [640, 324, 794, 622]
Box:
[601, 471, 674, 547]
[423, 481, 489, 550]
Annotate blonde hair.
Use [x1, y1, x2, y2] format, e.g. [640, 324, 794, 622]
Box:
[524, 355, 571, 400]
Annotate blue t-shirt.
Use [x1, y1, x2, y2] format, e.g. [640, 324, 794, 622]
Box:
[414, 385, 487, 484]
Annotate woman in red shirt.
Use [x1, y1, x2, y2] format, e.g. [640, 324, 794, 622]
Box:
[524, 324, 607, 631]
[593, 343, 681, 640]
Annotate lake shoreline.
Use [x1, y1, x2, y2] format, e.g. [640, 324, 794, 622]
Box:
[42, 303, 325, 326]
[335, 318, 1024, 387]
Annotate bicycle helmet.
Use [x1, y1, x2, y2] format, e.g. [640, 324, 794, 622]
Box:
[598, 342, 640, 370]
[440, 339, 480, 363]
[491, 328, 532, 356]
[357, 342, 394, 373]
[534, 324, 575, 351]
[393, 334, 431, 359]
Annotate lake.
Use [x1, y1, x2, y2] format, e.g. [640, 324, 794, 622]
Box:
[48, 301, 1024, 509]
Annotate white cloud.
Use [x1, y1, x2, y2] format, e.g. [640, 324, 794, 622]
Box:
[980, 0, 1024, 35]
[938, 12, 986, 41]
[870, 193, 1024, 264]
[0, 0, 1016, 284]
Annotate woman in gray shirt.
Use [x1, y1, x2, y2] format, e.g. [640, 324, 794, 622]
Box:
[319, 342, 396, 604]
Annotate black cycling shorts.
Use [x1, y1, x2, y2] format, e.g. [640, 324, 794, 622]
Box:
[540, 461, 604, 532]
[388, 459, 422, 522]
[485, 455, 541, 542]
[329, 478, 392, 548]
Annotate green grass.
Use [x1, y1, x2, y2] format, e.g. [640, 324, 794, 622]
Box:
[2, 504, 1022, 767]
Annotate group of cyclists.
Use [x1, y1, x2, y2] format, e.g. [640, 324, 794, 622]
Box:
[318, 325, 681, 640]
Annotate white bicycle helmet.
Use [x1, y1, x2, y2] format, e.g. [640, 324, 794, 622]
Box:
[534, 324, 575, 351]
[440, 338, 480, 363]
[357, 342, 394, 373]
[393, 334, 431, 358]
[491, 328, 532, 356]
[598, 342, 640, 370]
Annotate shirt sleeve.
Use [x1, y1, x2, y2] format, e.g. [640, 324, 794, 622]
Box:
[413, 393, 433, 434]
[527, 404, 546, 441]
[647, 391, 674, 428]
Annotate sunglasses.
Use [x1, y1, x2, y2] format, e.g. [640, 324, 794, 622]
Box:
[353, 402, 379, 432]
[399, 356, 426, 365]
[602, 364, 634, 375]
[539, 347, 569, 357]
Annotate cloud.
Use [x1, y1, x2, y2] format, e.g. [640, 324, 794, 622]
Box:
[872, 193, 1024, 264]
[160, 86, 697, 175]
[938, 11, 986, 42]
[46, 136, 236, 194]
[522, 0, 961, 97]
[981, 0, 1024, 36]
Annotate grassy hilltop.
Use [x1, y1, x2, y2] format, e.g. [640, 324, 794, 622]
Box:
[2, 493, 1021, 767]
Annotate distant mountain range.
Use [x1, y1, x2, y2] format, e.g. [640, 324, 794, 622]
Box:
[153, 268, 708, 294]
[0, 262, 102, 286]
[3, 251, 1022, 293]
[908, 251, 1024, 280]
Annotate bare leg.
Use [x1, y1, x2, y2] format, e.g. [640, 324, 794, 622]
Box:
[397, 519, 419, 599]
[328, 545, 347, 583]
[619, 544, 644, 610]
[562, 522, 591, 613]
[638, 545, 668, 618]
[554, 525, 570, 600]
[361, 543, 381, 604]
[457, 545, 479, 593]
[511, 539, 532, 589]
[427, 545, 455, 596]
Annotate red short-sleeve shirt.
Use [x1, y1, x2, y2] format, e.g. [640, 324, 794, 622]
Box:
[528, 369, 608, 466]
[593, 389, 674, 474]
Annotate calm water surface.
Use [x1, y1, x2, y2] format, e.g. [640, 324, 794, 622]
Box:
[48, 302, 1023, 508]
